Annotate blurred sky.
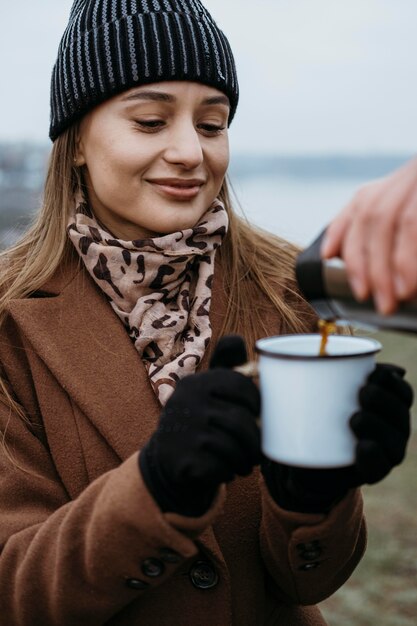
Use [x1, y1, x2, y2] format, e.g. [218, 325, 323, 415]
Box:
[0, 0, 416, 154]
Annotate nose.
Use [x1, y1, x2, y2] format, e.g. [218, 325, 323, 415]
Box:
[163, 119, 204, 169]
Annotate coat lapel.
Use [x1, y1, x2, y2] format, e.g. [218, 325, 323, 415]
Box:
[7, 262, 160, 461]
[6, 255, 228, 462]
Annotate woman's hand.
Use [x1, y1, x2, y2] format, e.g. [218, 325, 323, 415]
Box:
[262, 363, 413, 513]
[321, 157, 417, 314]
[139, 336, 261, 516]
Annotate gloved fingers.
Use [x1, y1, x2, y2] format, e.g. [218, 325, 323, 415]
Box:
[371, 362, 406, 378]
[210, 370, 261, 415]
[209, 335, 248, 369]
[182, 431, 256, 484]
[366, 364, 414, 408]
[359, 382, 412, 421]
[209, 408, 261, 463]
[176, 369, 260, 416]
[355, 440, 395, 484]
[179, 448, 236, 486]
[200, 431, 259, 477]
[352, 396, 410, 435]
[173, 412, 260, 485]
[350, 411, 409, 465]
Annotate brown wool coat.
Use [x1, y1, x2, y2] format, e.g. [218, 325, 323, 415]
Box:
[0, 255, 366, 626]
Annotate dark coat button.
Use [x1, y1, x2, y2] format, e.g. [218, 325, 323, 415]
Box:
[159, 548, 182, 564]
[189, 561, 219, 589]
[296, 541, 323, 560]
[299, 561, 321, 571]
[141, 558, 165, 578]
[126, 578, 149, 590]
[301, 548, 322, 561]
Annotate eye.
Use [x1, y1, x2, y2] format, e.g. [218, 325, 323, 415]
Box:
[134, 119, 165, 132]
[198, 123, 226, 136]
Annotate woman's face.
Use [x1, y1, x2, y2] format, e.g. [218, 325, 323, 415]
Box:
[76, 81, 230, 240]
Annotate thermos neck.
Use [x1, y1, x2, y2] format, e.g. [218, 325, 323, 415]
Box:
[322, 258, 355, 299]
[295, 230, 327, 300]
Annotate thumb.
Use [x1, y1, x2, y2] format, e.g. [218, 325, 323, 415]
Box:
[209, 335, 248, 369]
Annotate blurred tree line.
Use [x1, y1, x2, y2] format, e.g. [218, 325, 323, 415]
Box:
[0, 142, 49, 248]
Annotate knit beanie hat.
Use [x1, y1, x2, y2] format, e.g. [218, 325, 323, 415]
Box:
[49, 0, 239, 141]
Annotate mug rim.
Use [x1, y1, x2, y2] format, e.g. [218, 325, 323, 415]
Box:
[255, 333, 382, 360]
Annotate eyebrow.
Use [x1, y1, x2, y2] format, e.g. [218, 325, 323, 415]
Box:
[122, 90, 174, 103]
[203, 95, 230, 107]
[121, 90, 230, 107]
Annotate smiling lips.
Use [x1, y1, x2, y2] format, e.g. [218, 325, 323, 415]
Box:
[148, 178, 205, 199]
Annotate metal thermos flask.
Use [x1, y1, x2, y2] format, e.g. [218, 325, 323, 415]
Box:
[295, 230, 417, 333]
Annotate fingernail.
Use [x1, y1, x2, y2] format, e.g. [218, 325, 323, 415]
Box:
[375, 293, 390, 314]
[394, 275, 407, 298]
[351, 277, 366, 300]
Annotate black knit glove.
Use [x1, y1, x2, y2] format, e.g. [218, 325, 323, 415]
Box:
[139, 336, 261, 516]
[262, 363, 413, 513]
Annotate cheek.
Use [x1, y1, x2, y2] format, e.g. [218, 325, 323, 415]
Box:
[83, 122, 143, 175]
[83, 153, 135, 213]
[85, 144, 138, 193]
[210, 142, 230, 183]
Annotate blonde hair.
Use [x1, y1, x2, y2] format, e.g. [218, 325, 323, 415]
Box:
[0, 127, 312, 424]
[218, 182, 313, 358]
[0, 126, 81, 312]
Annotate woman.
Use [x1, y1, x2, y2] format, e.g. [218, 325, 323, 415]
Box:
[0, 1, 412, 625]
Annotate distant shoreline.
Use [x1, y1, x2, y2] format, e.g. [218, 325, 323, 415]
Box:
[229, 153, 415, 180]
[0, 141, 413, 181]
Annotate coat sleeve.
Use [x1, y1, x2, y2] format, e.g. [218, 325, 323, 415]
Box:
[258, 476, 366, 605]
[0, 400, 225, 626]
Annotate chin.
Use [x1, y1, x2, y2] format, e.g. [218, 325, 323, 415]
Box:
[160, 215, 207, 235]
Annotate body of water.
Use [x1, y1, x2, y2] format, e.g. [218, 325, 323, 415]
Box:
[227, 153, 413, 247]
[230, 173, 369, 247]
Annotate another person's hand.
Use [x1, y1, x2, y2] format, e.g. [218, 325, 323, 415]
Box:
[139, 336, 261, 516]
[262, 363, 413, 513]
[321, 157, 417, 314]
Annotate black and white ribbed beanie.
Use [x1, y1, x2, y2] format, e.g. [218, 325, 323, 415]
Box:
[49, 0, 239, 141]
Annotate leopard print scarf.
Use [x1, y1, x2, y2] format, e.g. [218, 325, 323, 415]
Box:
[67, 195, 229, 405]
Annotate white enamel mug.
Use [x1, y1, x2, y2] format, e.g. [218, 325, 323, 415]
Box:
[254, 334, 382, 468]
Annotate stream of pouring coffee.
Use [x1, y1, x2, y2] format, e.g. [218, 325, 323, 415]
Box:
[318, 319, 337, 356]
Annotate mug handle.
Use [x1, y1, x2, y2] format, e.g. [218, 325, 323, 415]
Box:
[234, 361, 259, 378]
